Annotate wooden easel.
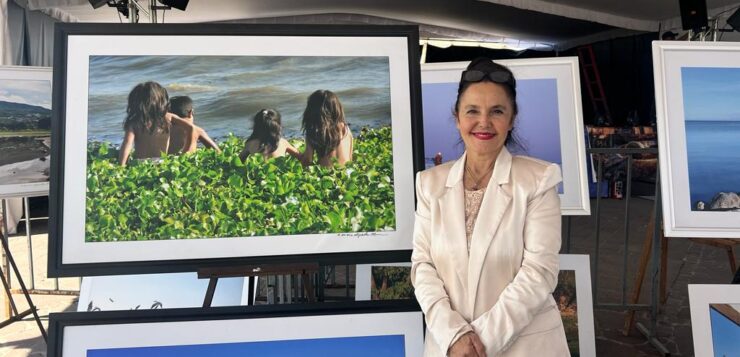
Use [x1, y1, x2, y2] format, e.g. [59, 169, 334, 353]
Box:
[0, 199, 46, 341]
[622, 207, 739, 335]
[198, 263, 319, 307]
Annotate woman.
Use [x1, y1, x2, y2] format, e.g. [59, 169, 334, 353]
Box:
[411, 58, 569, 357]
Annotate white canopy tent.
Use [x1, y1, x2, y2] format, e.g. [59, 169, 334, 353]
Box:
[7, 0, 740, 52]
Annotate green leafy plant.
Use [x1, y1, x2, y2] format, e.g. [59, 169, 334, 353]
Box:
[371, 266, 414, 300]
[85, 126, 396, 242]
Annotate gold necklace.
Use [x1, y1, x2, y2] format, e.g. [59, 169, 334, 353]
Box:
[464, 160, 495, 190]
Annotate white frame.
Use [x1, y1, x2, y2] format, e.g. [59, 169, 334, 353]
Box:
[355, 255, 596, 357]
[688, 284, 740, 356]
[653, 41, 740, 238]
[0, 65, 52, 198]
[56, 308, 424, 357]
[421, 58, 590, 215]
[559, 254, 596, 357]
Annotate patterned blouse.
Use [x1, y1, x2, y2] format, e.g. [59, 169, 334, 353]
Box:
[464, 187, 486, 253]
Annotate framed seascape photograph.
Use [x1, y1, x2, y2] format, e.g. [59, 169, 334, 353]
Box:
[421, 58, 590, 216]
[77, 273, 246, 312]
[653, 41, 740, 238]
[49, 24, 423, 276]
[49, 301, 424, 357]
[688, 284, 740, 357]
[355, 255, 596, 357]
[0, 66, 52, 198]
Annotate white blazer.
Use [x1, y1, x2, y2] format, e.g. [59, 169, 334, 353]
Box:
[411, 148, 569, 357]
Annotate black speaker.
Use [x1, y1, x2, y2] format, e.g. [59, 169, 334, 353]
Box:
[728, 8, 740, 32]
[679, 0, 708, 30]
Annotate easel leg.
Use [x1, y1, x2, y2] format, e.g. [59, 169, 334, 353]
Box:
[623, 207, 655, 335]
[301, 272, 315, 303]
[660, 235, 668, 304]
[727, 246, 737, 274]
[247, 276, 255, 306]
[0, 200, 47, 341]
[202, 277, 218, 308]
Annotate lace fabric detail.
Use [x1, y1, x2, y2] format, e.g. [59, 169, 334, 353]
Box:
[464, 187, 486, 252]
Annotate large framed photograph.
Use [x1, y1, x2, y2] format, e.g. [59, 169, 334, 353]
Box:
[653, 41, 740, 238]
[421, 58, 590, 216]
[0, 65, 52, 198]
[688, 284, 740, 357]
[355, 255, 596, 357]
[49, 301, 424, 357]
[49, 24, 423, 276]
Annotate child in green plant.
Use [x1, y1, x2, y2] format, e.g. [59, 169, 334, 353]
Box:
[167, 95, 221, 155]
[118, 81, 197, 166]
[239, 108, 300, 161]
[300, 90, 354, 167]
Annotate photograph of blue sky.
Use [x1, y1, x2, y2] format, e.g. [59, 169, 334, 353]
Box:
[79, 273, 243, 311]
[87, 334, 405, 357]
[681, 67, 740, 208]
[422, 78, 562, 192]
[681, 67, 740, 122]
[709, 304, 740, 357]
[0, 79, 51, 109]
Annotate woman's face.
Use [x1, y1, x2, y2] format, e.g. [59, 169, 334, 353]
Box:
[455, 81, 514, 158]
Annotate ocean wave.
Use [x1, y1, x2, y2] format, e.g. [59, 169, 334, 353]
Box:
[167, 83, 216, 93]
[335, 87, 389, 98]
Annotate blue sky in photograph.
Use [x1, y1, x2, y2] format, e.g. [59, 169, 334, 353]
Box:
[0, 79, 52, 109]
[422, 78, 560, 165]
[87, 334, 405, 357]
[681, 67, 740, 122]
[709, 305, 740, 357]
[83, 273, 243, 311]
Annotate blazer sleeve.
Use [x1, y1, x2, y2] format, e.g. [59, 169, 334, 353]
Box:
[410, 171, 473, 354]
[470, 163, 563, 355]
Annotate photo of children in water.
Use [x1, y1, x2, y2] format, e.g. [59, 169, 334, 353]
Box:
[85, 55, 394, 242]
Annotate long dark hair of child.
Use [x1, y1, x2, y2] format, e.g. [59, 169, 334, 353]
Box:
[248, 108, 282, 155]
[301, 90, 345, 159]
[123, 81, 170, 135]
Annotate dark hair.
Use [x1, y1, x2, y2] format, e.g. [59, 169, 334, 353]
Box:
[301, 90, 346, 159]
[248, 108, 282, 155]
[454, 57, 523, 150]
[123, 81, 170, 135]
[169, 96, 193, 118]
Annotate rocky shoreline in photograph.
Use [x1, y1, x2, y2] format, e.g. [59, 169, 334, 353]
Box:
[0, 136, 51, 184]
[695, 192, 740, 211]
[0, 135, 50, 166]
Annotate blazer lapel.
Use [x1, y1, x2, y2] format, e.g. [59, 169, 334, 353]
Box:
[467, 148, 513, 308]
[438, 153, 469, 286]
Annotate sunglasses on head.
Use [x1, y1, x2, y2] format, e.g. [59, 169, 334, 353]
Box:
[461, 69, 512, 84]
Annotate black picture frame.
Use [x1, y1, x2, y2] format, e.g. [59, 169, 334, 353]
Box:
[48, 300, 424, 357]
[49, 23, 424, 277]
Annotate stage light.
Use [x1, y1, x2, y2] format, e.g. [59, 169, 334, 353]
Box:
[159, 0, 188, 11]
[88, 0, 108, 9]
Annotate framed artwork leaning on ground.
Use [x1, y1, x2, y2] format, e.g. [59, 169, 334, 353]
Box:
[0, 66, 52, 199]
[420, 58, 590, 215]
[48, 301, 424, 357]
[653, 41, 740, 238]
[48, 23, 423, 277]
[354, 255, 596, 357]
[688, 284, 740, 357]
